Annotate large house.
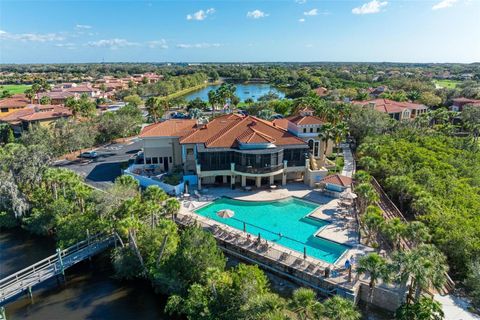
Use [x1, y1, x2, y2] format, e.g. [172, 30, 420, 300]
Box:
[137, 112, 332, 190]
[352, 99, 428, 121]
[0, 104, 72, 134]
[450, 98, 480, 112]
[0, 94, 30, 116]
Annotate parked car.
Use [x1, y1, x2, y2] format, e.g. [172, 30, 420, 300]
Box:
[79, 151, 98, 159]
[271, 114, 284, 119]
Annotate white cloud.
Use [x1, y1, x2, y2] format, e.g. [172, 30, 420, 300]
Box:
[299, 18, 306, 22]
[432, 0, 458, 10]
[55, 43, 77, 49]
[0, 30, 65, 42]
[176, 43, 221, 49]
[247, 10, 269, 19]
[304, 8, 318, 16]
[87, 38, 139, 49]
[147, 39, 168, 49]
[295, 0, 307, 4]
[75, 24, 92, 29]
[352, 0, 388, 14]
[186, 8, 215, 21]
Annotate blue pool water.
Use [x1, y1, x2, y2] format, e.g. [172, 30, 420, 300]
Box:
[194, 197, 348, 264]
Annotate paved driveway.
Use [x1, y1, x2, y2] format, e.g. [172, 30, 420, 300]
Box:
[54, 139, 142, 189]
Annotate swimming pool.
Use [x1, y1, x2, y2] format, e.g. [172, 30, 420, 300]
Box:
[194, 197, 348, 264]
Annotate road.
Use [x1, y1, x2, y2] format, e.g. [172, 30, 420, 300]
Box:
[54, 139, 142, 189]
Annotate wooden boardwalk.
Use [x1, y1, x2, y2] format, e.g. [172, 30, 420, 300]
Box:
[0, 233, 115, 306]
[371, 177, 455, 294]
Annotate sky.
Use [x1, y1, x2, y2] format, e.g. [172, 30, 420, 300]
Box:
[0, 0, 479, 64]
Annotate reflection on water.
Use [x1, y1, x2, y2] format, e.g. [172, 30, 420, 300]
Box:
[0, 229, 168, 320]
[183, 83, 285, 102]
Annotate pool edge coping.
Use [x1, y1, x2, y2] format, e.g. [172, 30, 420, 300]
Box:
[192, 195, 352, 265]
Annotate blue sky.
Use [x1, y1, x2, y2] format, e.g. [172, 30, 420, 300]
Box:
[0, 0, 479, 63]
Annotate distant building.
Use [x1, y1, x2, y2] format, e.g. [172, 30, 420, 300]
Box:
[450, 98, 480, 112]
[0, 104, 72, 134]
[313, 87, 328, 97]
[97, 102, 127, 113]
[352, 98, 428, 121]
[36, 91, 77, 105]
[368, 86, 388, 97]
[0, 94, 30, 117]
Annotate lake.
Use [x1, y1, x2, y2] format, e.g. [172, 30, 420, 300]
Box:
[183, 82, 285, 102]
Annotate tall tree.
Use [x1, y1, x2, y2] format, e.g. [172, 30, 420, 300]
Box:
[357, 253, 391, 308]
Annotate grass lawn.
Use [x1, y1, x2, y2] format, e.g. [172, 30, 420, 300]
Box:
[433, 79, 461, 89]
[0, 84, 31, 95]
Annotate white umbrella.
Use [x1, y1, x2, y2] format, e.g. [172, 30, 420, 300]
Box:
[217, 209, 235, 219]
[341, 191, 357, 200]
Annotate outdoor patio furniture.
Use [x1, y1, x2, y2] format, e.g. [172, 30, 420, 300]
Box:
[279, 252, 289, 261]
[244, 186, 252, 191]
[305, 263, 317, 274]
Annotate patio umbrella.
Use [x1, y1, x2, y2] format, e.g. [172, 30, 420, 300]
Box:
[341, 190, 357, 200]
[216, 209, 235, 219]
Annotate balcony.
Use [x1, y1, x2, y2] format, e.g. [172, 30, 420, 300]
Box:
[234, 163, 284, 175]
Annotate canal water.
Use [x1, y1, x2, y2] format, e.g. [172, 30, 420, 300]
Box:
[0, 229, 169, 320]
[183, 82, 285, 101]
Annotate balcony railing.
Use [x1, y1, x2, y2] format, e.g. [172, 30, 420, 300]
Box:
[234, 163, 284, 174]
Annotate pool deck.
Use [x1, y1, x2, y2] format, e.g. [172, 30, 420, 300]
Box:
[180, 183, 372, 271]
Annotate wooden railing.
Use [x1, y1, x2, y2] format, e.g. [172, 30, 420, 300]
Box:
[370, 177, 455, 294]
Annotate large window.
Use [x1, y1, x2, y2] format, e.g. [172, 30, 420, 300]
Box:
[198, 151, 233, 171]
[284, 148, 308, 167]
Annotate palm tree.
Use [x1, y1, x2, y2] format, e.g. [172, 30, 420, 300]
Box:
[145, 97, 165, 123]
[318, 123, 334, 161]
[392, 245, 448, 304]
[208, 89, 218, 117]
[322, 296, 361, 320]
[289, 288, 322, 320]
[403, 221, 431, 248]
[164, 198, 180, 218]
[381, 218, 407, 251]
[361, 205, 385, 245]
[395, 297, 444, 320]
[189, 108, 202, 119]
[331, 122, 349, 172]
[355, 182, 379, 215]
[258, 109, 274, 120]
[24, 88, 35, 103]
[410, 245, 448, 302]
[357, 253, 391, 308]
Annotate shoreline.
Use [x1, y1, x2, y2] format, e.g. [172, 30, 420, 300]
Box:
[165, 80, 223, 100]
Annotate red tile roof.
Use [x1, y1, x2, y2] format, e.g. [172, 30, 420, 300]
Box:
[314, 87, 328, 96]
[37, 91, 76, 100]
[0, 104, 72, 123]
[65, 84, 96, 93]
[179, 114, 306, 148]
[272, 118, 289, 130]
[140, 119, 198, 138]
[321, 174, 352, 187]
[0, 94, 30, 109]
[287, 115, 324, 125]
[352, 99, 426, 114]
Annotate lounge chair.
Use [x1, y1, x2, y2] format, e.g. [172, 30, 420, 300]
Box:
[279, 252, 289, 261]
[305, 263, 317, 274]
[293, 258, 305, 267]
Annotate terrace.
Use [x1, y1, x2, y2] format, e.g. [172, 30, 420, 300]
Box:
[176, 183, 378, 301]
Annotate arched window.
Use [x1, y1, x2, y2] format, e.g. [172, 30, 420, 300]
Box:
[308, 139, 314, 152]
